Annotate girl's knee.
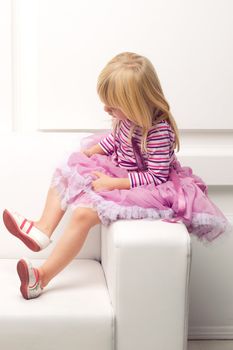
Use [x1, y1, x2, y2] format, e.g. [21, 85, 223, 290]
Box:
[71, 207, 101, 226]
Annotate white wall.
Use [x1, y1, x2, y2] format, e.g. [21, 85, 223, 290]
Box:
[0, 0, 12, 131]
[1, 0, 233, 339]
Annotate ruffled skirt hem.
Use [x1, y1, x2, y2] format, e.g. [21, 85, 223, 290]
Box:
[50, 159, 232, 245]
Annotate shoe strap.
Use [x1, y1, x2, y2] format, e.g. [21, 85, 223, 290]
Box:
[20, 218, 34, 234]
[14, 212, 51, 249]
[29, 268, 40, 289]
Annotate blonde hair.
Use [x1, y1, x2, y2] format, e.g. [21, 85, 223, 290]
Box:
[97, 51, 180, 154]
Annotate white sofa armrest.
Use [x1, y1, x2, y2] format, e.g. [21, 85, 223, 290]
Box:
[101, 219, 192, 350]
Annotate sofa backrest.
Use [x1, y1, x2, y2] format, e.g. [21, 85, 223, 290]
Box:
[0, 132, 101, 261]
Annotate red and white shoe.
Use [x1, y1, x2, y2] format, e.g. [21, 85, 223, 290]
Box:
[2, 209, 51, 252]
[17, 258, 43, 300]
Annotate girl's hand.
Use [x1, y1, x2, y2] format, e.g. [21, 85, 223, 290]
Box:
[91, 171, 115, 192]
[80, 148, 92, 157]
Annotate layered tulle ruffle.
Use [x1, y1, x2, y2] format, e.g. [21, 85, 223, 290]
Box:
[50, 135, 232, 245]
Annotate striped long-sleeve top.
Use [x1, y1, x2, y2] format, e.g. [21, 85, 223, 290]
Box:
[98, 118, 176, 188]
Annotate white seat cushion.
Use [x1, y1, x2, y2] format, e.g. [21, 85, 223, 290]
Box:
[0, 258, 114, 350]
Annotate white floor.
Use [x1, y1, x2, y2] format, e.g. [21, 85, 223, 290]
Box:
[188, 340, 233, 350]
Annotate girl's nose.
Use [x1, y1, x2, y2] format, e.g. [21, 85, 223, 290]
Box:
[104, 105, 113, 114]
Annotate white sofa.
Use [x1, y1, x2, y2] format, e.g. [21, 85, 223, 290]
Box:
[0, 132, 192, 350]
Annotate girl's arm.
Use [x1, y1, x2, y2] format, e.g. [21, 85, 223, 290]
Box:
[127, 123, 173, 188]
[88, 143, 107, 156]
[83, 143, 107, 157]
[97, 131, 115, 155]
[111, 177, 131, 190]
[83, 131, 115, 157]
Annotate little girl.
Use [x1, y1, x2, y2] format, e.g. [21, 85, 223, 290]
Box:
[2, 52, 232, 300]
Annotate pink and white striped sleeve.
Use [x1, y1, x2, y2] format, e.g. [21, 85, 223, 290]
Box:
[127, 125, 173, 188]
[98, 131, 115, 156]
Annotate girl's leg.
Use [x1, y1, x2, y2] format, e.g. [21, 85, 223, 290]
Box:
[37, 207, 101, 288]
[34, 186, 66, 238]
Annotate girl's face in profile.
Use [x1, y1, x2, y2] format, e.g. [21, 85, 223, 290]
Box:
[104, 105, 128, 121]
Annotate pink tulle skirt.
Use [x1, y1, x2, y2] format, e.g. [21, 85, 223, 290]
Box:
[50, 132, 232, 245]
